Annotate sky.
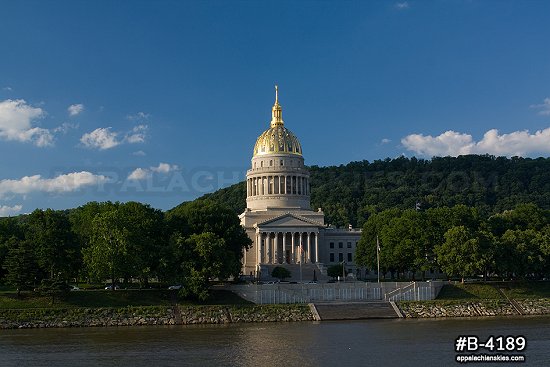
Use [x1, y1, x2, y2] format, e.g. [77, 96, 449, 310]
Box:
[1, 0, 550, 216]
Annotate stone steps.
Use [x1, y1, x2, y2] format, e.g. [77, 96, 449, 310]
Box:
[260, 263, 330, 282]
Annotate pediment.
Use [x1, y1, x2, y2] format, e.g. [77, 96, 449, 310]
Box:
[255, 213, 323, 228]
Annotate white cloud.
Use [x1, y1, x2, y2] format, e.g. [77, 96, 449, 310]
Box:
[128, 168, 149, 180]
[530, 98, 550, 116]
[68, 103, 84, 116]
[395, 2, 410, 10]
[80, 125, 148, 150]
[0, 204, 23, 217]
[0, 171, 109, 199]
[150, 162, 178, 173]
[127, 162, 179, 180]
[381, 138, 391, 144]
[132, 150, 146, 156]
[53, 122, 78, 134]
[80, 127, 120, 150]
[0, 99, 54, 147]
[2, 86, 12, 91]
[124, 124, 148, 143]
[127, 112, 150, 121]
[402, 128, 550, 157]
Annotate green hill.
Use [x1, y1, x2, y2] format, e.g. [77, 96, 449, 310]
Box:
[197, 155, 550, 227]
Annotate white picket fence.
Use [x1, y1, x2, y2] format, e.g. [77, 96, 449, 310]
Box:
[229, 281, 443, 304]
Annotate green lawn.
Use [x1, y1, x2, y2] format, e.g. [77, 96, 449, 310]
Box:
[436, 281, 550, 300]
[0, 289, 251, 309]
[436, 283, 504, 300]
[501, 281, 550, 299]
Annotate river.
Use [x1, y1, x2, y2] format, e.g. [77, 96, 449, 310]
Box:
[1, 316, 549, 366]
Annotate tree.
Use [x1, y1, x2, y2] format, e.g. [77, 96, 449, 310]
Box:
[166, 200, 251, 281]
[327, 263, 345, 279]
[271, 266, 291, 281]
[434, 226, 491, 282]
[176, 232, 237, 301]
[2, 237, 37, 296]
[25, 209, 79, 281]
[82, 210, 129, 288]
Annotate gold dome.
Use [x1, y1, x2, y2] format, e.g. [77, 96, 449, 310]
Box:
[253, 86, 303, 157]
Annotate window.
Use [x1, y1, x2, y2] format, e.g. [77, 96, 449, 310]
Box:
[347, 242, 352, 249]
[329, 242, 334, 249]
[261, 161, 263, 167]
[330, 253, 334, 262]
[270, 160, 273, 166]
[347, 253, 352, 262]
[338, 253, 343, 262]
[280, 160, 284, 166]
[338, 242, 343, 249]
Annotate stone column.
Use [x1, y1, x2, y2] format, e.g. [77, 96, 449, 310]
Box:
[274, 232, 279, 264]
[257, 232, 261, 264]
[282, 232, 287, 264]
[291, 232, 295, 264]
[307, 232, 311, 263]
[266, 233, 271, 264]
[315, 232, 319, 263]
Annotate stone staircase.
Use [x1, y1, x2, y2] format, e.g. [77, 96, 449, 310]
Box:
[260, 263, 330, 282]
[313, 301, 399, 320]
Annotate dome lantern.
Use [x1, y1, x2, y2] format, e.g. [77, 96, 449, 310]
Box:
[253, 86, 302, 157]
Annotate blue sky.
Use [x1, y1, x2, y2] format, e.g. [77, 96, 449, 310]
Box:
[1, 0, 550, 215]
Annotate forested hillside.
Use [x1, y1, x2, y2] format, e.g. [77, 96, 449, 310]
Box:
[198, 155, 550, 227]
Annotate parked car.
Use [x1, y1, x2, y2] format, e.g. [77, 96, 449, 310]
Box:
[69, 285, 80, 291]
[168, 285, 182, 290]
[104, 285, 120, 290]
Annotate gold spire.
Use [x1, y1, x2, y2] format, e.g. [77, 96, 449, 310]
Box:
[270, 85, 283, 127]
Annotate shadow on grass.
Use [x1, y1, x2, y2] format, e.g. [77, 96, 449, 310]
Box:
[0, 289, 252, 309]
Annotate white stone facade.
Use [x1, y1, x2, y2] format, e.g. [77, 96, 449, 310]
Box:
[240, 87, 362, 278]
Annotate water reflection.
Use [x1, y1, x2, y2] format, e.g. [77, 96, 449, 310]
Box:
[1, 317, 549, 367]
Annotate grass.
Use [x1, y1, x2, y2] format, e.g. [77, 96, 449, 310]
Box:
[0, 289, 251, 309]
[436, 283, 504, 300]
[501, 281, 550, 299]
[436, 281, 550, 300]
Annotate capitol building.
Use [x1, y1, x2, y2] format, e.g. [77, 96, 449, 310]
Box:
[240, 87, 362, 279]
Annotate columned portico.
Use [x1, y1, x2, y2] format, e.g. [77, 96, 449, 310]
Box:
[253, 227, 320, 265]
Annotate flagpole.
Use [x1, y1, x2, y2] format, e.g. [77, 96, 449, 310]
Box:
[377, 235, 380, 284]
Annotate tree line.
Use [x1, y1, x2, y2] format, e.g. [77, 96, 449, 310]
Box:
[0, 200, 250, 300]
[355, 203, 550, 281]
[200, 155, 550, 228]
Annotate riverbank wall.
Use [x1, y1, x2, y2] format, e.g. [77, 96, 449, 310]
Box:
[0, 304, 313, 329]
[397, 298, 550, 318]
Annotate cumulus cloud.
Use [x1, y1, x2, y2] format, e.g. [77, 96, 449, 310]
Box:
[80, 127, 120, 150]
[0, 204, 23, 217]
[0, 171, 109, 199]
[530, 98, 550, 116]
[127, 162, 179, 180]
[150, 162, 178, 173]
[80, 125, 147, 150]
[68, 103, 84, 116]
[395, 2, 410, 10]
[127, 112, 150, 121]
[402, 128, 550, 157]
[124, 124, 147, 144]
[53, 122, 78, 134]
[128, 168, 149, 181]
[0, 99, 54, 147]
